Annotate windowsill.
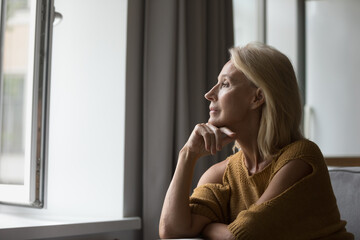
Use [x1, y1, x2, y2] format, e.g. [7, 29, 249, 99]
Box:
[0, 213, 141, 240]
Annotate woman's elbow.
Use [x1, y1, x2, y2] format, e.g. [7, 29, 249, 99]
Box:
[159, 222, 195, 239]
[158, 228, 168, 239]
[159, 221, 179, 239]
[159, 225, 172, 239]
[159, 227, 184, 239]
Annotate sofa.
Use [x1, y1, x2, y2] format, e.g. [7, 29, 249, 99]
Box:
[328, 166, 360, 239]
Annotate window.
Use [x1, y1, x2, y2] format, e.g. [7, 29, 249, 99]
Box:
[0, 0, 142, 238]
[232, 0, 265, 46]
[1, 0, 131, 221]
[0, 0, 53, 207]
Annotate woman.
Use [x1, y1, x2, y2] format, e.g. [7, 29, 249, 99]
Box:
[159, 42, 353, 239]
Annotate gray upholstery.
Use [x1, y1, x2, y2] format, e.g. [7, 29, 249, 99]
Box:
[329, 167, 360, 239]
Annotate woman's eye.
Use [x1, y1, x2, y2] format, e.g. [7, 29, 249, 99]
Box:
[221, 81, 229, 88]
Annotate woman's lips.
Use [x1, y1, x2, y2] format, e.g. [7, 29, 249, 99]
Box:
[209, 107, 219, 114]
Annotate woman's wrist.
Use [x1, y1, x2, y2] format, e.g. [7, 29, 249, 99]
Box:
[179, 145, 201, 164]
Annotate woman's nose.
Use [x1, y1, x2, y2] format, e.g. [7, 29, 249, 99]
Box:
[204, 85, 218, 101]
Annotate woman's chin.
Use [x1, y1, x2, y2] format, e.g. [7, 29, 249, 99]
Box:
[208, 118, 225, 128]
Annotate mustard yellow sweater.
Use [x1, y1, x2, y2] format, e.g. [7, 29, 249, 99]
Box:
[189, 139, 354, 239]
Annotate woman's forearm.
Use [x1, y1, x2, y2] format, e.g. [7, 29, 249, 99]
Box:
[159, 124, 235, 238]
[159, 147, 200, 238]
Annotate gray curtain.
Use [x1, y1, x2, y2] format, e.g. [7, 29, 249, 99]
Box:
[125, 0, 234, 239]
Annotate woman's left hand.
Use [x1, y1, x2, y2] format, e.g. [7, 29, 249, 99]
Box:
[202, 223, 235, 240]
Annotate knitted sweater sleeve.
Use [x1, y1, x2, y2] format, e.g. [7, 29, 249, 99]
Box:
[189, 183, 230, 223]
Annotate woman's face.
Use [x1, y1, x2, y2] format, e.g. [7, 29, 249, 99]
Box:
[205, 60, 258, 129]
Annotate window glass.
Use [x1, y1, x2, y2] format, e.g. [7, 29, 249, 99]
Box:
[233, 0, 264, 46]
[0, 0, 31, 185]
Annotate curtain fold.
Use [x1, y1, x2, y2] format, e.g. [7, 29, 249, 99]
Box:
[126, 0, 234, 239]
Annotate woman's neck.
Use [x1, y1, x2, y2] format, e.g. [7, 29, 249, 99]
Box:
[240, 142, 267, 175]
[232, 110, 269, 175]
[234, 127, 270, 175]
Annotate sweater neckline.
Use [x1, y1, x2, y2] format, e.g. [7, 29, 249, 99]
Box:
[240, 152, 273, 178]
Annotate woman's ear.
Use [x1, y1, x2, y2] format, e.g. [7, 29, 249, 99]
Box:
[251, 88, 265, 109]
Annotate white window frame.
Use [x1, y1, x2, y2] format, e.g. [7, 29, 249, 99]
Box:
[0, 0, 53, 207]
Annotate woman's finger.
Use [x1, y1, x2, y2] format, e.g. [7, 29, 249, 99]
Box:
[202, 124, 217, 155]
[206, 123, 223, 151]
[219, 127, 236, 138]
[194, 124, 211, 154]
[206, 124, 236, 152]
[219, 127, 236, 149]
[190, 123, 236, 156]
[221, 134, 236, 148]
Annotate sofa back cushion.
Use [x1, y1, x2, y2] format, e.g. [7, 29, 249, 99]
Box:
[329, 167, 360, 239]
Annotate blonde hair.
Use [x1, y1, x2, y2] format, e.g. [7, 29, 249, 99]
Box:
[230, 42, 303, 159]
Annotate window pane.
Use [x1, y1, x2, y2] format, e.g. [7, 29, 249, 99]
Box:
[0, 0, 31, 185]
[0, 75, 25, 184]
[233, 0, 260, 46]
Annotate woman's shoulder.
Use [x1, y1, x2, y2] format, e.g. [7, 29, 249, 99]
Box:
[276, 138, 323, 161]
[197, 151, 243, 186]
[272, 139, 324, 173]
[197, 158, 230, 186]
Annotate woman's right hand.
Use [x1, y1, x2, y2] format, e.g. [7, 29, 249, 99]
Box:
[183, 123, 236, 159]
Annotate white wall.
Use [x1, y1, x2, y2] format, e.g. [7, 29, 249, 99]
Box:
[0, 0, 128, 221]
